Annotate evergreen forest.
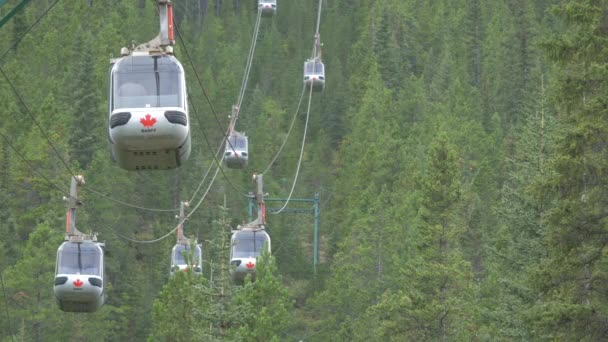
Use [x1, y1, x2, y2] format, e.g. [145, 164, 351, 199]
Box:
[1, 0, 608, 340]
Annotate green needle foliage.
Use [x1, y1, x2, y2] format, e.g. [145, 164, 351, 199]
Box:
[3, 0, 608, 340]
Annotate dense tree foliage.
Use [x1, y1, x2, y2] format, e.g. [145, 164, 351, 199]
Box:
[1, 0, 606, 340]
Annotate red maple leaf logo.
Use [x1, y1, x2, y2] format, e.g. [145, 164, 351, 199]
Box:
[73, 279, 83, 287]
[246, 261, 255, 269]
[140, 114, 157, 127]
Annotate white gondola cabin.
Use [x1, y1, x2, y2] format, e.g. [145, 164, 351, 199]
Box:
[170, 242, 203, 275]
[303, 59, 325, 92]
[108, 53, 191, 171]
[258, 0, 276, 16]
[54, 241, 105, 312]
[229, 228, 270, 282]
[224, 132, 249, 169]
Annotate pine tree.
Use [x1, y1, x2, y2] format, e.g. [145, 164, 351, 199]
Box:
[69, 34, 100, 170]
[230, 251, 292, 341]
[529, 1, 608, 339]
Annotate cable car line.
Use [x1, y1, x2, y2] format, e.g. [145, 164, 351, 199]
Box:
[3, 0, 244, 219]
[172, 22, 224, 137]
[3, 138, 177, 217]
[184, 89, 248, 195]
[260, 86, 306, 175]
[1, 0, 181, 212]
[271, 82, 314, 214]
[101, 166, 220, 244]
[172, 28, 244, 174]
[0, 65, 78, 179]
[83, 187, 180, 212]
[173, 24, 249, 176]
[173, 10, 261, 171]
[226, 9, 263, 170]
[235, 8, 263, 111]
[0, 129, 73, 199]
[218, 9, 263, 171]
[0, 0, 60, 62]
[314, 0, 324, 36]
[2, 63, 182, 212]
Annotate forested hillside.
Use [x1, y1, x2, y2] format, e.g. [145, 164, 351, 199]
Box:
[1, 0, 607, 340]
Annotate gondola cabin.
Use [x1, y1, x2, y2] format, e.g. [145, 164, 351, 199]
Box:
[230, 229, 270, 282]
[224, 132, 249, 169]
[108, 53, 191, 171]
[258, 0, 276, 16]
[170, 242, 203, 275]
[303, 59, 325, 92]
[54, 241, 105, 312]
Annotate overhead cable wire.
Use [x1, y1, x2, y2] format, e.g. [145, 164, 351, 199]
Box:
[171, 7, 224, 136]
[0, 0, 61, 62]
[0, 129, 72, 199]
[271, 83, 314, 214]
[3, 122, 177, 210]
[228, 8, 262, 170]
[315, 0, 324, 35]
[261, 86, 306, 175]
[215, 8, 262, 171]
[310, 0, 324, 59]
[83, 187, 179, 212]
[184, 89, 246, 198]
[0, 65, 77, 178]
[268, 0, 325, 212]
[174, 7, 261, 172]
[235, 8, 262, 113]
[225, 8, 262, 169]
[103, 165, 221, 244]
[173, 22, 246, 187]
[2, 60, 179, 212]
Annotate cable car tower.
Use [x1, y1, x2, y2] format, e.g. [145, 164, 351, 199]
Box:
[108, 0, 191, 171]
[54, 175, 106, 312]
[170, 201, 203, 275]
[230, 174, 271, 283]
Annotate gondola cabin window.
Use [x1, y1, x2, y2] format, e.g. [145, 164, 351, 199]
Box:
[232, 232, 268, 258]
[172, 244, 201, 265]
[113, 55, 183, 110]
[228, 134, 247, 149]
[56, 242, 102, 276]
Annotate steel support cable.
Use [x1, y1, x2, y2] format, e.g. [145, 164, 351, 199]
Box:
[0, 270, 15, 342]
[83, 187, 179, 212]
[315, 0, 323, 36]
[2, 64, 180, 212]
[149, 0, 247, 203]
[226, 8, 262, 170]
[102, 165, 221, 244]
[0, 129, 72, 198]
[184, 90, 246, 199]
[271, 83, 313, 214]
[174, 8, 260, 171]
[2, 119, 177, 211]
[311, 0, 324, 59]
[0, 0, 60, 62]
[227, 8, 262, 170]
[0, 66, 76, 178]
[173, 24, 250, 181]
[235, 8, 262, 113]
[260, 86, 306, 175]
